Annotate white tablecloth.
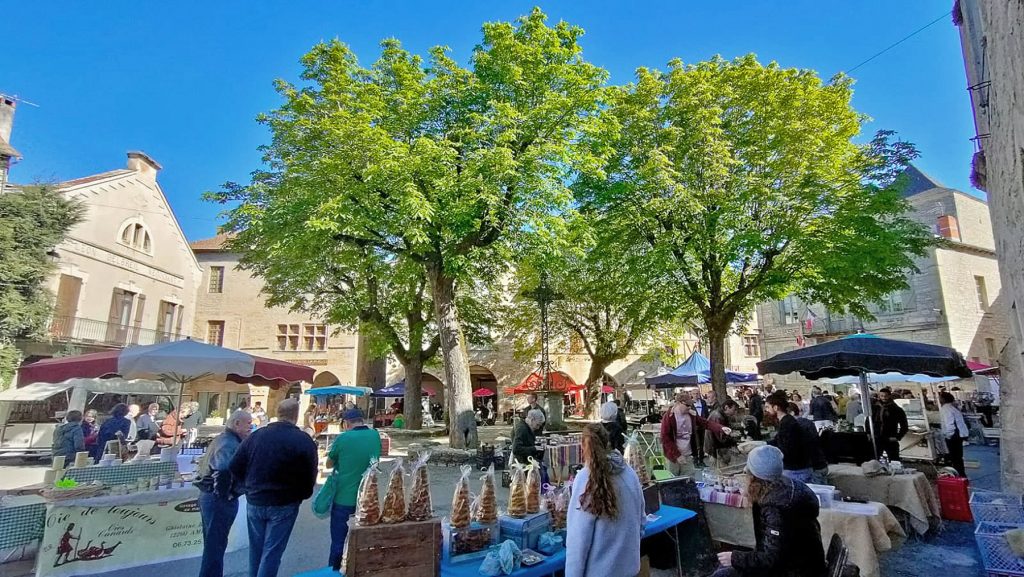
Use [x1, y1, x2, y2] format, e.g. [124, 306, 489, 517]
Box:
[827, 464, 940, 535]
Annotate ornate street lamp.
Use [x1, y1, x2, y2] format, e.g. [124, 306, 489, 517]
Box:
[521, 272, 565, 429]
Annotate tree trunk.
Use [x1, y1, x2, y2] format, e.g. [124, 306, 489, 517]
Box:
[427, 263, 478, 449]
[403, 356, 424, 430]
[708, 324, 729, 401]
[584, 357, 612, 420]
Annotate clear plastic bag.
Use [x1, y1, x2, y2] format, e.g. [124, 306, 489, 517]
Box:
[450, 464, 473, 528]
[406, 451, 433, 521]
[526, 457, 542, 514]
[624, 431, 650, 484]
[507, 462, 528, 518]
[543, 484, 569, 530]
[355, 459, 381, 526]
[479, 540, 522, 576]
[473, 463, 498, 524]
[380, 458, 407, 524]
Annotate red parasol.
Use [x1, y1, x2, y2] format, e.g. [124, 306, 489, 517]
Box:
[472, 388, 496, 397]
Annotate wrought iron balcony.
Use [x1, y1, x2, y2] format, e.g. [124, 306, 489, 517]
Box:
[48, 316, 188, 348]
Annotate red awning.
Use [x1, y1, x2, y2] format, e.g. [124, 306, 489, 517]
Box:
[506, 371, 579, 394]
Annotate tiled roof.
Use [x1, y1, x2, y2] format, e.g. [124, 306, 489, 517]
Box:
[900, 165, 946, 197]
[60, 169, 133, 188]
[189, 232, 235, 252]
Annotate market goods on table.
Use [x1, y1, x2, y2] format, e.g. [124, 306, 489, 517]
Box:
[450, 465, 473, 528]
[624, 431, 650, 485]
[356, 460, 381, 526]
[381, 459, 407, 524]
[473, 464, 499, 524]
[507, 463, 528, 518]
[407, 452, 434, 522]
[526, 458, 542, 514]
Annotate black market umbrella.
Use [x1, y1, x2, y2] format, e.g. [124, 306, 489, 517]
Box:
[756, 333, 973, 458]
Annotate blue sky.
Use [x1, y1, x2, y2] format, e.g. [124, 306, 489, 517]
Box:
[3, 1, 976, 241]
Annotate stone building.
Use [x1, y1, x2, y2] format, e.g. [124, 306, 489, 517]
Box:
[15, 151, 202, 367]
[0, 95, 20, 192]
[757, 166, 1008, 390]
[190, 234, 377, 416]
[955, 0, 1024, 492]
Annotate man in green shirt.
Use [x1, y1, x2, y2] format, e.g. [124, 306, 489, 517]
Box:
[325, 408, 381, 570]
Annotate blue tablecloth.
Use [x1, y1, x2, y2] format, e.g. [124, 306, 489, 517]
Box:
[296, 505, 696, 577]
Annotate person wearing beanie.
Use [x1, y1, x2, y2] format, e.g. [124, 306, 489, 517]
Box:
[713, 446, 826, 577]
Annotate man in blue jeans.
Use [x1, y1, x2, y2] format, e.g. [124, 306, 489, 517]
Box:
[325, 409, 381, 570]
[195, 409, 252, 577]
[230, 399, 318, 577]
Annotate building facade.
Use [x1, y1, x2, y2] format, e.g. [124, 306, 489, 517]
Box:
[16, 152, 202, 366]
[190, 234, 373, 417]
[757, 167, 1008, 389]
[955, 0, 1024, 492]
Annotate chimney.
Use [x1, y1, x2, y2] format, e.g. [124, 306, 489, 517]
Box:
[0, 96, 15, 146]
[126, 151, 162, 180]
[937, 214, 962, 242]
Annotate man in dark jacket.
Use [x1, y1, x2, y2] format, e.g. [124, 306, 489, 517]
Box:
[715, 445, 826, 577]
[872, 387, 909, 461]
[511, 409, 546, 464]
[791, 403, 829, 485]
[765, 392, 814, 483]
[809, 387, 838, 422]
[748, 390, 765, 426]
[52, 410, 85, 462]
[230, 399, 318, 577]
[196, 410, 252, 577]
[705, 400, 740, 465]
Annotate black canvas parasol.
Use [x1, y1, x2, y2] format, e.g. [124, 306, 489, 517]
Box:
[757, 334, 973, 459]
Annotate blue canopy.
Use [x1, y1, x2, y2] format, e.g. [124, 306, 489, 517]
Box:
[645, 352, 759, 388]
[307, 385, 373, 397]
[370, 381, 435, 398]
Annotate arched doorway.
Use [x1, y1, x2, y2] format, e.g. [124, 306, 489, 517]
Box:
[421, 372, 445, 422]
[470, 365, 499, 422]
[312, 371, 340, 388]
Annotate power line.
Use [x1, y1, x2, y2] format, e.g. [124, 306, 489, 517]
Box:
[845, 10, 953, 74]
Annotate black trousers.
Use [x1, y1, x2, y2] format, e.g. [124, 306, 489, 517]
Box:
[875, 438, 900, 462]
[947, 432, 966, 477]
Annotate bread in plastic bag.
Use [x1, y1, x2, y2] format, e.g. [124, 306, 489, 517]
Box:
[507, 462, 528, 518]
[380, 458, 407, 523]
[473, 463, 498, 524]
[624, 431, 650, 484]
[450, 464, 473, 528]
[406, 451, 433, 521]
[526, 457, 542, 514]
[355, 459, 381, 526]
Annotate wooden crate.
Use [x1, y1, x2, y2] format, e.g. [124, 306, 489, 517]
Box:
[343, 518, 442, 577]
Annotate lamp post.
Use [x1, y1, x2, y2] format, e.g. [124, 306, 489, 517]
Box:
[522, 272, 565, 430]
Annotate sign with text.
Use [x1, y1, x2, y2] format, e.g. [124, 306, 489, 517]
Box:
[37, 493, 246, 576]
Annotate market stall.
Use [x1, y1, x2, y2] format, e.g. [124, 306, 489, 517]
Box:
[306, 385, 373, 434]
[827, 463, 941, 536]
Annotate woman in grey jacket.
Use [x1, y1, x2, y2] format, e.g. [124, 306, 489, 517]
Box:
[566, 423, 645, 577]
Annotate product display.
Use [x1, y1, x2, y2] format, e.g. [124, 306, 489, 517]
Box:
[541, 485, 569, 530]
[473, 463, 498, 524]
[526, 458, 542, 514]
[406, 452, 433, 522]
[381, 459, 407, 524]
[508, 463, 527, 518]
[450, 464, 473, 528]
[356, 460, 381, 526]
[624, 431, 650, 485]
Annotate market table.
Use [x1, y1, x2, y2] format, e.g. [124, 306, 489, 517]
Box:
[704, 500, 904, 577]
[827, 463, 940, 535]
[543, 442, 582, 484]
[297, 505, 697, 577]
[0, 494, 47, 550]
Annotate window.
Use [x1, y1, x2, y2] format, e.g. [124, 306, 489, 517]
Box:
[975, 276, 990, 311]
[878, 292, 905, 314]
[156, 301, 183, 341]
[117, 220, 152, 253]
[303, 324, 328, 351]
[986, 338, 998, 363]
[206, 321, 225, 346]
[742, 335, 760, 357]
[779, 297, 800, 325]
[208, 266, 225, 293]
[277, 324, 300, 351]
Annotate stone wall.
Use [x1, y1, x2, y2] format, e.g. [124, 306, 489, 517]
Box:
[957, 0, 1024, 492]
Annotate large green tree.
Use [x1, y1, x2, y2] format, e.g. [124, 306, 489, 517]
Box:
[0, 185, 82, 386]
[209, 9, 608, 447]
[581, 55, 934, 399]
[506, 214, 688, 417]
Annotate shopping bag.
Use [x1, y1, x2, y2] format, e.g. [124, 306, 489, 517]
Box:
[312, 471, 339, 519]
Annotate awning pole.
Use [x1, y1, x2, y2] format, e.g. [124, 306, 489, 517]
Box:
[860, 371, 879, 459]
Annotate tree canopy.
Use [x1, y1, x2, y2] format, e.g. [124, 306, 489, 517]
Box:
[210, 9, 609, 443]
[580, 55, 935, 398]
[0, 185, 82, 385]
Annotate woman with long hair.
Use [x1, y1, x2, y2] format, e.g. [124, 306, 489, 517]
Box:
[566, 424, 645, 577]
[714, 445, 826, 577]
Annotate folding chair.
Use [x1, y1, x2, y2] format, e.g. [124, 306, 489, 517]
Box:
[825, 533, 850, 577]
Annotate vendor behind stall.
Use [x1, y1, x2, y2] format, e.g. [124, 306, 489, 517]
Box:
[512, 409, 546, 465]
[705, 400, 740, 466]
[765, 392, 814, 483]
